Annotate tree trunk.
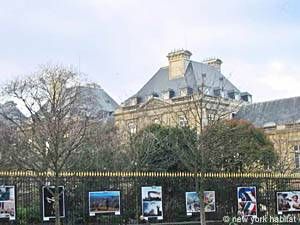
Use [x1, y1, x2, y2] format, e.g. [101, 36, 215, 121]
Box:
[196, 175, 206, 225]
[135, 176, 140, 225]
[55, 175, 61, 225]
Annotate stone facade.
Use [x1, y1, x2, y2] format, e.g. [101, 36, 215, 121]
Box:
[264, 124, 300, 172]
[236, 97, 300, 172]
[115, 94, 244, 136]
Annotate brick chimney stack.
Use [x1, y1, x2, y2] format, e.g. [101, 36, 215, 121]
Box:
[203, 58, 223, 72]
[167, 49, 192, 80]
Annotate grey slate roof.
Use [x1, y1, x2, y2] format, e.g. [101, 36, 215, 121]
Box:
[1, 84, 118, 123]
[128, 60, 242, 104]
[236, 96, 300, 127]
[74, 84, 119, 118]
[0, 101, 25, 124]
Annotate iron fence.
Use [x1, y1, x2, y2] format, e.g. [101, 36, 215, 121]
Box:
[0, 171, 300, 225]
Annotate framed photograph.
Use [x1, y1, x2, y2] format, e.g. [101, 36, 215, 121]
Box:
[277, 191, 300, 214]
[42, 186, 65, 221]
[89, 191, 121, 216]
[237, 186, 257, 218]
[186, 191, 216, 215]
[0, 186, 16, 220]
[142, 186, 163, 220]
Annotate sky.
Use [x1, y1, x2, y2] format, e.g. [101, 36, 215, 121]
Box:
[0, 0, 300, 104]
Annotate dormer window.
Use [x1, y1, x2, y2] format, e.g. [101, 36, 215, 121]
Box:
[241, 92, 252, 103]
[162, 89, 174, 100]
[213, 88, 223, 97]
[198, 84, 210, 95]
[147, 92, 159, 101]
[180, 87, 193, 97]
[228, 91, 240, 100]
[128, 97, 139, 106]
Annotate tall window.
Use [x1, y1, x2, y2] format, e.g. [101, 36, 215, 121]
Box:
[294, 145, 300, 169]
[178, 115, 187, 127]
[128, 122, 137, 134]
[207, 114, 215, 122]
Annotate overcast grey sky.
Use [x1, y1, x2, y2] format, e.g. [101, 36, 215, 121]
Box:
[0, 0, 299, 103]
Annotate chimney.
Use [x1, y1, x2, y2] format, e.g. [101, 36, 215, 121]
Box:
[167, 49, 192, 80]
[203, 58, 223, 72]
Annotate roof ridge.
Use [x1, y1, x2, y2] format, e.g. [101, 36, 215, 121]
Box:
[249, 96, 300, 106]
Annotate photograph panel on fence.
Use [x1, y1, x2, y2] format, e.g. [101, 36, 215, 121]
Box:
[89, 191, 121, 216]
[237, 186, 257, 218]
[0, 186, 16, 220]
[277, 191, 300, 214]
[142, 186, 163, 220]
[186, 191, 216, 215]
[42, 186, 65, 221]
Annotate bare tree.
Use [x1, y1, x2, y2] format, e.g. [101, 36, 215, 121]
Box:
[0, 65, 88, 225]
[70, 119, 125, 171]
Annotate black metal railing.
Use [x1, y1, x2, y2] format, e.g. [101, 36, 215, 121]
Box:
[0, 171, 300, 225]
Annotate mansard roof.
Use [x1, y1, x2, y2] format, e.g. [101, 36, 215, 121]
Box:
[77, 84, 119, 114]
[236, 96, 300, 127]
[124, 60, 246, 105]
